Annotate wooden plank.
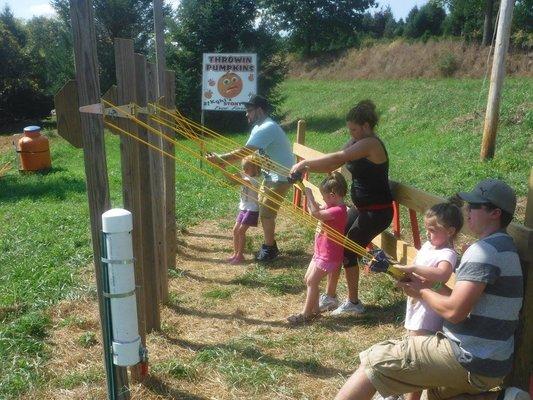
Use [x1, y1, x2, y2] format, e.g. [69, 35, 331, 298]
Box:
[101, 85, 119, 135]
[525, 167, 533, 229]
[69, 0, 129, 397]
[114, 39, 147, 338]
[54, 79, 83, 148]
[163, 70, 176, 282]
[293, 142, 325, 161]
[131, 53, 152, 365]
[146, 62, 167, 309]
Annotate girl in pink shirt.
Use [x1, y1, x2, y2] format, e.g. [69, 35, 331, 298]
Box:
[288, 172, 348, 325]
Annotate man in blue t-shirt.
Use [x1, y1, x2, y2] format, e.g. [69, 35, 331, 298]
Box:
[334, 179, 528, 400]
[207, 95, 295, 261]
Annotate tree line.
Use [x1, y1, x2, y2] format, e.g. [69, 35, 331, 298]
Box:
[0, 0, 531, 125]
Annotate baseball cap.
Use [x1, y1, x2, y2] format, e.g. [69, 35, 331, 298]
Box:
[242, 94, 270, 111]
[458, 179, 516, 214]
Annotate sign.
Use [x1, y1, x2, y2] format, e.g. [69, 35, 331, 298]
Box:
[202, 53, 257, 111]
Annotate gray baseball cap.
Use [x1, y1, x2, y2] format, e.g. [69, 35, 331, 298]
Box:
[458, 179, 516, 214]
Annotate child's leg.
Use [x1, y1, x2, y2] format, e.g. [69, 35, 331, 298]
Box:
[231, 221, 242, 258]
[303, 262, 328, 316]
[326, 267, 341, 298]
[235, 224, 251, 258]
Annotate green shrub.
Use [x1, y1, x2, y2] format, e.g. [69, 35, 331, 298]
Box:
[438, 52, 459, 77]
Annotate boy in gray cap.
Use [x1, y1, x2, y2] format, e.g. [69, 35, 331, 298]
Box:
[334, 179, 528, 400]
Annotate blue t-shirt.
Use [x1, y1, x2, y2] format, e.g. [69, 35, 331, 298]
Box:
[245, 117, 295, 182]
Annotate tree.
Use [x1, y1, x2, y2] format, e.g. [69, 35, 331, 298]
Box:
[25, 16, 74, 96]
[360, 6, 396, 39]
[168, 0, 287, 130]
[0, 22, 52, 123]
[404, 2, 446, 39]
[0, 6, 27, 46]
[52, 0, 159, 92]
[260, 0, 375, 55]
[482, 0, 495, 45]
[441, 0, 487, 40]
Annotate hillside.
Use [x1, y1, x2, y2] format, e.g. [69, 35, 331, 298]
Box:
[288, 39, 532, 80]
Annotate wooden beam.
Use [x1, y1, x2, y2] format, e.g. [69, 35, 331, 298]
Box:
[146, 62, 166, 311]
[163, 70, 176, 279]
[54, 80, 83, 148]
[69, 0, 129, 397]
[480, 0, 515, 160]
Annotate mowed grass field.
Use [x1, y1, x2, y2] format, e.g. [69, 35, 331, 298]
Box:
[0, 77, 531, 398]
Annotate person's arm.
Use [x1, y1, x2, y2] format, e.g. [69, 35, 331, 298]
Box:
[397, 260, 453, 283]
[304, 188, 335, 221]
[398, 277, 486, 323]
[290, 137, 376, 174]
[206, 145, 259, 165]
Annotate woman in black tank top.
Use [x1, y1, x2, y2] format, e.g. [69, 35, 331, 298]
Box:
[290, 100, 393, 316]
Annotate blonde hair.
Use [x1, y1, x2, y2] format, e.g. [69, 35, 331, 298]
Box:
[241, 155, 261, 177]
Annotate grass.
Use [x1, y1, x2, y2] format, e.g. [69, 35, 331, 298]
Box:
[0, 76, 531, 398]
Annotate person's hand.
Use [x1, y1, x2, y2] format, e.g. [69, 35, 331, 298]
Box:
[206, 152, 222, 166]
[396, 275, 431, 298]
[395, 264, 415, 273]
[290, 160, 308, 175]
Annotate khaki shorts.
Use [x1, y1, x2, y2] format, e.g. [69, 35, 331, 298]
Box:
[360, 333, 503, 400]
[258, 181, 292, 219]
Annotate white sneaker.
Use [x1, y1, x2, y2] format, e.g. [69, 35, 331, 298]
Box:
[502, 387, 531, 400]
[331, 300, 366, 315]
[319, 294, 339, 312]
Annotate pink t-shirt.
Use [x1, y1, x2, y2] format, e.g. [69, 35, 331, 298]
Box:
[313, 204, 348, 265]
[404, 241, 457, 332]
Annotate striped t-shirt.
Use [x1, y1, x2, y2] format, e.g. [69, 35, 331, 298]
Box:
[443, 231, 523, 377]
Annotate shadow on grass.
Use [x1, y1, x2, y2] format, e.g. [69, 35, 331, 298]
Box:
[0, 173, 86, 202]
[167, 302, 287, 328]
[143, 375, 208, 400]
[253, 249, 309, 270]
[317, 300, 405, 332]
[176, 239, 227, 254]
[304, 115, 345, 133]
[184, 232, 232, 241]
[161, 333, 351, 379]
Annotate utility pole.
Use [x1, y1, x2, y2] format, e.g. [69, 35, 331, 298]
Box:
[480, 0, 515, 160]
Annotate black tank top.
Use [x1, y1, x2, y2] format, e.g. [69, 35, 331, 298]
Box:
[344, 137, 393, 208]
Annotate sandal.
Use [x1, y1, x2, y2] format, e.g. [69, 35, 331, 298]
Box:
[287, 312, 320, 326]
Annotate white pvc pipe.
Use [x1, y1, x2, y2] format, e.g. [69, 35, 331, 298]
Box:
[102, 208, 141, 367]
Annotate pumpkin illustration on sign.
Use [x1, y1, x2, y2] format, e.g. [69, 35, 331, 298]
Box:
[217, 72, 243, 98]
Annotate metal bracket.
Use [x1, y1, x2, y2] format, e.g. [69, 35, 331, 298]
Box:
[101, 257, 135, 265]
[79, 103, 151, 118]
[102, 289, 136, 299]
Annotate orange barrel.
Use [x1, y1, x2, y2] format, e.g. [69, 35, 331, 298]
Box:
[18, 126, 52, 172]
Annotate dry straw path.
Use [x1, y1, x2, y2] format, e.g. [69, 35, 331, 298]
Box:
[28, 215, 405, 400]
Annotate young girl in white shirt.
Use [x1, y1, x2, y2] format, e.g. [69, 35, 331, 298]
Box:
[396, 201, 463, 400]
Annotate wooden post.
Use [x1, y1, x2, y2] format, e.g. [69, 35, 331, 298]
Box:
[153, 0, 174, 302]
[129, 52, 153, 369]
[480, 0, 515, 160]
[69, 0, 129, 398]
[509, 168, 533, 389]
[293, 120, 306, 208]
[146, 62, 167, 305]
[163, 70, 176, 279]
